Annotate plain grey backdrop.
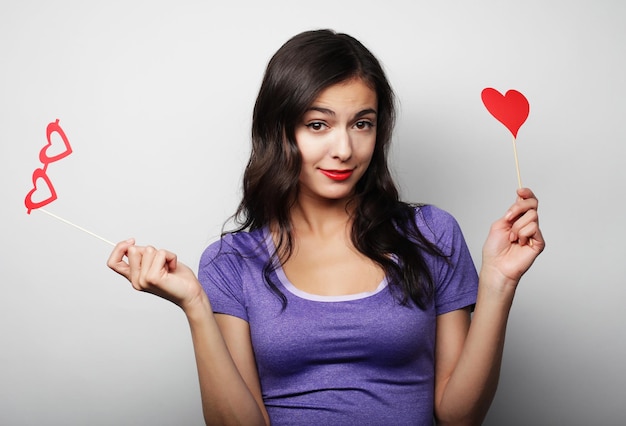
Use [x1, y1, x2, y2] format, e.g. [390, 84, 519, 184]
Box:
[2, 1, 624, 424]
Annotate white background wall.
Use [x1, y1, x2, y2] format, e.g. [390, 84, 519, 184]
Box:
[1, 1, 624, 424]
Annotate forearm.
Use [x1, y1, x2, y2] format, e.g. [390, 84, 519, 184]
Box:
[106, 241, 268, 424]
[184, 296, 268, 426]
[436, 270, 516, 425]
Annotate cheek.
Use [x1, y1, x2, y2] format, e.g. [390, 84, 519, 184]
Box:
[296, 140, 327, 164]
[356, 137, 377, 161]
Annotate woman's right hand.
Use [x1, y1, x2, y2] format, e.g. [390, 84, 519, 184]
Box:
[107, 238, 206, 311]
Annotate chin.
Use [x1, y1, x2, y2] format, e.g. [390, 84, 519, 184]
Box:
[320, 189, 357, 202]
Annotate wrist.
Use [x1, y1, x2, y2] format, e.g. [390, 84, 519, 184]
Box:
[478, 266, 518, 303]
[181, 288, 212, 320]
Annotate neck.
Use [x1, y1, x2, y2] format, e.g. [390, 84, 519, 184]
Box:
[289, 193, 355, 238]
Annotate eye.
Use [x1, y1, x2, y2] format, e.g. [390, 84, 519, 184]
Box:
[306, 121, 328, 132]
[354, 120, 374, 130]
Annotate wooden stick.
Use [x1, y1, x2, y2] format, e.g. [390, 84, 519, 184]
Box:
[509, 138, 534, 246]
[512, 135, 522, 189]
[38, 208, 115, 246]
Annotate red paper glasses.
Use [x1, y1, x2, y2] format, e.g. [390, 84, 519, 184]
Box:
[25, 119, 73, 214]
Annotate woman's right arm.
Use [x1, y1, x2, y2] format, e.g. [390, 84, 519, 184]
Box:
[107, 239, 270, 426]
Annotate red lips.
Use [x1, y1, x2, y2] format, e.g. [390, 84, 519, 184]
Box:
[319, 169, 353, 181]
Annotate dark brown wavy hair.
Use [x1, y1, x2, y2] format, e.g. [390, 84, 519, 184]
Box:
[230, 29, 444, 309]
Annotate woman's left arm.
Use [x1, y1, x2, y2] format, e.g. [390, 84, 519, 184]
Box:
[434, 187, 545, 425]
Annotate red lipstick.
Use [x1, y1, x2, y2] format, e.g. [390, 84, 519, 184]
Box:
[320, 169, 353, 181]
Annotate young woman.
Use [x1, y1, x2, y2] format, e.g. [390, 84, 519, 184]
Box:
[108, 29, 544, 425]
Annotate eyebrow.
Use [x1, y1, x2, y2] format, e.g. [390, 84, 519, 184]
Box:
[306, 106, 377, 119]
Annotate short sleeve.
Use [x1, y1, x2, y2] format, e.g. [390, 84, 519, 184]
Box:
[198, 236, 249, 322]
[416, 205, 479, 315]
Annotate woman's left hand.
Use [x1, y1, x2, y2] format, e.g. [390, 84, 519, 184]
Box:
[481, 187, 545, 286]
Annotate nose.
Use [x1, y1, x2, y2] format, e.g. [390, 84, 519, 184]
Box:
[330, 129, 352, 161]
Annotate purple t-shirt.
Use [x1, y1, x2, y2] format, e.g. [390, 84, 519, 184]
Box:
[198, 205, 478, 425]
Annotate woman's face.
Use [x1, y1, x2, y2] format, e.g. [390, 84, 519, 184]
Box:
[294, 78, 377, 204]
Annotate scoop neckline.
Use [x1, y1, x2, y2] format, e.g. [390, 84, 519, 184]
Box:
[262, 227, 389, 303]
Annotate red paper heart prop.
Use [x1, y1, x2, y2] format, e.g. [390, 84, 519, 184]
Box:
[481, 88, 529, 138]
[39, 119, 73, 164]
[25, 168, 58, 214]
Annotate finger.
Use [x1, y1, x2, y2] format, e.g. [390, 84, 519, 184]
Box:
[516, 220, 539, 246]
[517, 187, 537, 201]
[143, 248, 174, 285]
[163, 249, 177, 271]
[127, 245, 146, 289]
[520, 223, 545, 250]
[509, 209, 539, 244]
[518, 207, 545, 244]
[505, 196, 538, 223]
[138, 246, 159, 287]
[149, 249, 178, 277]
[514, 188, 544, 249]
[107, 238, 135, 279]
